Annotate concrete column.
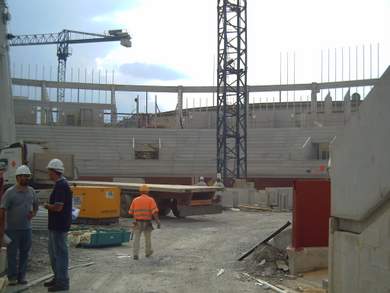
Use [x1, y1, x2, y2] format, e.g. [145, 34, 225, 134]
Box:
[41, 82, 49, 102]
[176, 86, 183, 128]
[0, 1, 15, 146]
[41, 82, 52, 125]
[324, 93, 333, 114]
[310, 83, 319, 114]
[110, 88, 117, 124]
[343, 90, 351, 123]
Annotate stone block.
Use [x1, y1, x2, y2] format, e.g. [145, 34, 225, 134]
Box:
[287, 246, 328, 275]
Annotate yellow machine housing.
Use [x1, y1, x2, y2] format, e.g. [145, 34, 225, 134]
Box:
[72, 186, 121, 219]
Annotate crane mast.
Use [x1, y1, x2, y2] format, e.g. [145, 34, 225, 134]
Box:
[217, 0, 248, 185]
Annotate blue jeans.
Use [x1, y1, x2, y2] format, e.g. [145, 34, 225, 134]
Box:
[48, 230, 69, 288]
[6, 229, 32, 281]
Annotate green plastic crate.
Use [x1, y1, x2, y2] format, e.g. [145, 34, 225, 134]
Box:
[80, 229, 131, 248]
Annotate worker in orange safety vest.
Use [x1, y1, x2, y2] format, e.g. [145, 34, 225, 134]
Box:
[128, 184, 161, 260]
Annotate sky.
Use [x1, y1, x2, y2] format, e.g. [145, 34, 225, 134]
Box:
[7, 0, 390, 113]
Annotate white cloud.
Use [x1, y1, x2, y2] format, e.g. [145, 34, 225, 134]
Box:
[92, 0, 389, 89]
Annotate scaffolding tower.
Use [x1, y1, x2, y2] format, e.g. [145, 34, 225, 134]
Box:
[217, 0, 248, 184]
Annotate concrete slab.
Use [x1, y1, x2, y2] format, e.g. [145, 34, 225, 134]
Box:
[287, 247, 328, 275]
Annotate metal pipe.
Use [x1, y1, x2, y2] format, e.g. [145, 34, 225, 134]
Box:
[363, 44, 365, 97]
[279, 52, 282, 102]
[293, 51, 296, 102]
[334, 48, 337, 100]
[286, 52, 289, 101]
[377, 43, 380, 78]
[145, 91, 148, 128]
[321, 49, 323, 100]
[77, 68, 80, 103]
[84, 68, 87, 102]
[356, 45, 358, 93]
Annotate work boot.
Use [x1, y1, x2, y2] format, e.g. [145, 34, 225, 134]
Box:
[133, 255, 139, 260]
[44, 279, 56, 287]
[18, 279, 28, 285]
[8, 279, 18, 286]
[48, 285, 69, 292]
[146, 250, 154, 258]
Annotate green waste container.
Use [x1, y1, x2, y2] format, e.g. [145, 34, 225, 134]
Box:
[80, 229, 131, 248]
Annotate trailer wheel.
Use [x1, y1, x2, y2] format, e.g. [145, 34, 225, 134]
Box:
[158, 207, 171, 217]
[170, 199, 183, 218]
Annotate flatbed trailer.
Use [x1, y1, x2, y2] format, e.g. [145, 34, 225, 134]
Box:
[70, 180, 224, 218]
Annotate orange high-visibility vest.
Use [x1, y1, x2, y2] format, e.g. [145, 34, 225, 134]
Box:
[128, 194, 159, 220]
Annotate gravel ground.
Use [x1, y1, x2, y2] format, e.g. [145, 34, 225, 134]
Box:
[6, 210, 291, 293]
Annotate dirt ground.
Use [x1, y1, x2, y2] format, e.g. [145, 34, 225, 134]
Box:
[6, 210, 291, 293]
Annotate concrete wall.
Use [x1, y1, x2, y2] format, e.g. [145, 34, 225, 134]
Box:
[212, 186, 293, 210]
[329, 66, 390, 293]
[330, 68, 390, 221]
[15, 125, 339, 179]
[329, 202, 390, 293]
[146, 100, 360, 129]
[13, 98, 115, 127]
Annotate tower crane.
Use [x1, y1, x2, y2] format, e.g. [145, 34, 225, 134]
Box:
[217, 0, 248, 185]
[7, 29, 131, 102]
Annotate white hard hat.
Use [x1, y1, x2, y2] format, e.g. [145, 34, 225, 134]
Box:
[200, 176, 205, 181]
[15, 165, 32, 176]
[216, 173, 222, 180]
[47, 158, 65, 173]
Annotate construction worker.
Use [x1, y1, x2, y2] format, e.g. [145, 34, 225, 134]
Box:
[43, 159, 72, 292]
[0, 162, 5, 200]
[129, 184, 160, 260]
[213, 173, 225, 202]
[196, 176, 207, 186]
[0, 165, 39, 286]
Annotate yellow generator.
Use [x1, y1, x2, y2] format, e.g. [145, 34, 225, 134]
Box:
[72, 186, 121, 224]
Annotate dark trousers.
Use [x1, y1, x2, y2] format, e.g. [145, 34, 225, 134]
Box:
[48, 230, 69, 288]
[6, 229, 32, 281]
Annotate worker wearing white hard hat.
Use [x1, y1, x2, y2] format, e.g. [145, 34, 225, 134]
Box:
[196, 176, 207, 186]
[0, 165, 38, 285]
[213, 173, 225, 203]
[44, 159, 72, 291]
[47, 158, 65, 174]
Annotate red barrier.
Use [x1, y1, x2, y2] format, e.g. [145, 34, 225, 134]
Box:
[293, 179, 330, 249]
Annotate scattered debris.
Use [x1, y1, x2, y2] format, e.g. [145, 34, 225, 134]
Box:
[238, 204, 272, 213]
[217, 268, 225, 277]
[276, 260, 289, 272]
[230, 208, 241, 212]
[117, 254, 132, 259]
[269, 227, 292, 251]
[286, 275, 297, 280]
[242, 242, 289, 290]
[322, 279, 328, 289]
[238, 221, 291, 261]
[245, 273, 289, 293]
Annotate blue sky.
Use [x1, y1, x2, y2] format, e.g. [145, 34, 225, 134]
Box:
[7, 0, 390, 112]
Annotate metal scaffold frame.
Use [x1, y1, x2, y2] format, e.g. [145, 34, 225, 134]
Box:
[217, 0, 248, 184]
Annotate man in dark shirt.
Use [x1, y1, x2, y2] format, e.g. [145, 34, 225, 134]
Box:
[0, 162, 6, 200]
[43, 159, 72, 292]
